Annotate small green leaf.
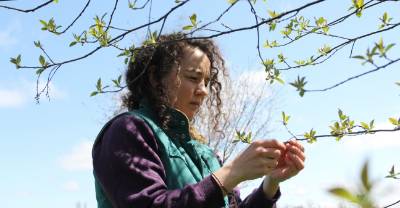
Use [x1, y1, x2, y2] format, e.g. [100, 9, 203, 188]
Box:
[386, 43, 395, 52]
[352, 55, 365, 60]
[39, 20, 47, 26]
[361, 161, 371, 191]
[389, 117, 399, 126]
[274, 76, 285, 84]
[90, 91, 98, 97]
[369, 120, 375, 130]
[268, 10, 279, 18]
[360, 122, 369, 130]
[227, 0, 238, 4]
[182, 25, 194, 30]
[96, 78, 102, 91]
[39, 55, 45, 66]
[128, 0, 136, 9]
[69, 41, 77, 47]
[53, 0, 59, 3]
[328, 187, 358, 203]
[36, 68, 45, 75]
[281, 111, 290, 125]
[190, 14, 197, 26]
[34, 41, 41, 48]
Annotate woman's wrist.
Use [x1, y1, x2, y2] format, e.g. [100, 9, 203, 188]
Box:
[262, 176, 280, 199]
[212, 163, 240, 195]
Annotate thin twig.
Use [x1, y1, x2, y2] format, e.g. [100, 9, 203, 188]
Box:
[306, 56, 400, 92]
[0, 0, 53, 13]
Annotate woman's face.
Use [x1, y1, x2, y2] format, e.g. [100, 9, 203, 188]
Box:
[163, 46, 211, 120]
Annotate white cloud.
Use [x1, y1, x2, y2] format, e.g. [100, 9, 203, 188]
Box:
[0, 19, 21, 47]
[59, 140, 93, 171]
[0, 79, 67, 108]
[62, 180, 80, 192]
[35, 80, 67, 100]
[0, 89, 26, 108]
[341, 123, 400, 152]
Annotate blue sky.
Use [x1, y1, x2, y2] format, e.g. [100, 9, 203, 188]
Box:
[1, 1, 399, 207]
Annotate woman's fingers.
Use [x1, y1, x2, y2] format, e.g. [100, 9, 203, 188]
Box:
[287, 139, 305, 152]
[255, 139, 286, 151]
[285, 144, 305, 161]
[287, 152, 305, 170]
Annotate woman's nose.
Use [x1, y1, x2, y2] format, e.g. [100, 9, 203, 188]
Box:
[196, 81, 208, 97]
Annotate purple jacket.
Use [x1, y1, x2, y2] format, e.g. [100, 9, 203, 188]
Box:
[92, 114, 280, 207]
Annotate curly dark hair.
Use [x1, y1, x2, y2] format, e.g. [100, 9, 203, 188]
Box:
[122, 33, 227, 140]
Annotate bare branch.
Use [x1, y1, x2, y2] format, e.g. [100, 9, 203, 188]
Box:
[384, 199, 400, 208]
[296, 128, 400, 141]
[306, 57, 400, 92]
[58, 0, 91, 34]
[0, 0, 53, 13]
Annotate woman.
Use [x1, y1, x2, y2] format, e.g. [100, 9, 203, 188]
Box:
[92, 33, 305, 208]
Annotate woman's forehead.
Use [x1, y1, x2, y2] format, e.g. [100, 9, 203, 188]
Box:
[180, 46, 211, 74]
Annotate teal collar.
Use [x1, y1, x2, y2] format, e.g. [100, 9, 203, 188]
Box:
[137, 103, 191, 142]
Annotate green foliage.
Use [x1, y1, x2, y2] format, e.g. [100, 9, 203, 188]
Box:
[90, 78, 110, 96]
[89, 14, 110, 46]
[386, 165, 400, 179]
[227, 0, 238, 4]
[281, 111, 290, 125]
[10, 54, 22, 69]
[233, 130, 252, 144]
[34, 40, 42, 48]
[304, 129, 317, 143]
[183, 14, 198, 30]
[328, 161, 375, 208]
[329, 187, 359, 203]
[277, 53, 286, 63]
[329, 109, 355, 140]
[112, 75, 122, 88]
[143, 31, 158, 46]
[379, 12, 393, 29]
[263, 40, 278, 48]
[263, 59, 284, 84]
[289, 76, 307, 97]
[267, 10, 279, 18]
[318, 44, 331, 56]
[39, 18, 61, 34]
[350, 0, 365, 17]
[314, 17, 329, 34]
[352, 38, 395, 65]
[374, 38, 395, 58]
[128, 0, 136, 9]
[388, 117, 400, 127]
[360, 120, 374, 132]
[117, 45, 136, 64]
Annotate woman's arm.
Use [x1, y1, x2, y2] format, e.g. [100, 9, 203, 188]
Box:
[93, 115, 225, 208]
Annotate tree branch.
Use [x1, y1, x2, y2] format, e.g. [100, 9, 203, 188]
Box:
[0, 0, 53, 13]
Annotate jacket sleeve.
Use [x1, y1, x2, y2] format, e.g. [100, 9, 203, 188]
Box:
[92, 115, 225, 208]
[233, 184, 281, 208]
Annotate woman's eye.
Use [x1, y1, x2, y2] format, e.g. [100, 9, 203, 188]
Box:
[188, 76, 197, 81]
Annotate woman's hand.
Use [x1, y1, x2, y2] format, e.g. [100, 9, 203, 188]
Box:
[213, 139, 286, 193]
[268, 139, 306, 183]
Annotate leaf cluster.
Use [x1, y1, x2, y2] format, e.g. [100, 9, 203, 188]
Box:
[40, 18, 61, 34]
[233, 130, 253, 144]
[328, 161, 375, 208]
[289, 76, 307, 97]
[329, 109, 355, 141]
[352, 38, 395, 65]
[386, 165, 400, 179]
